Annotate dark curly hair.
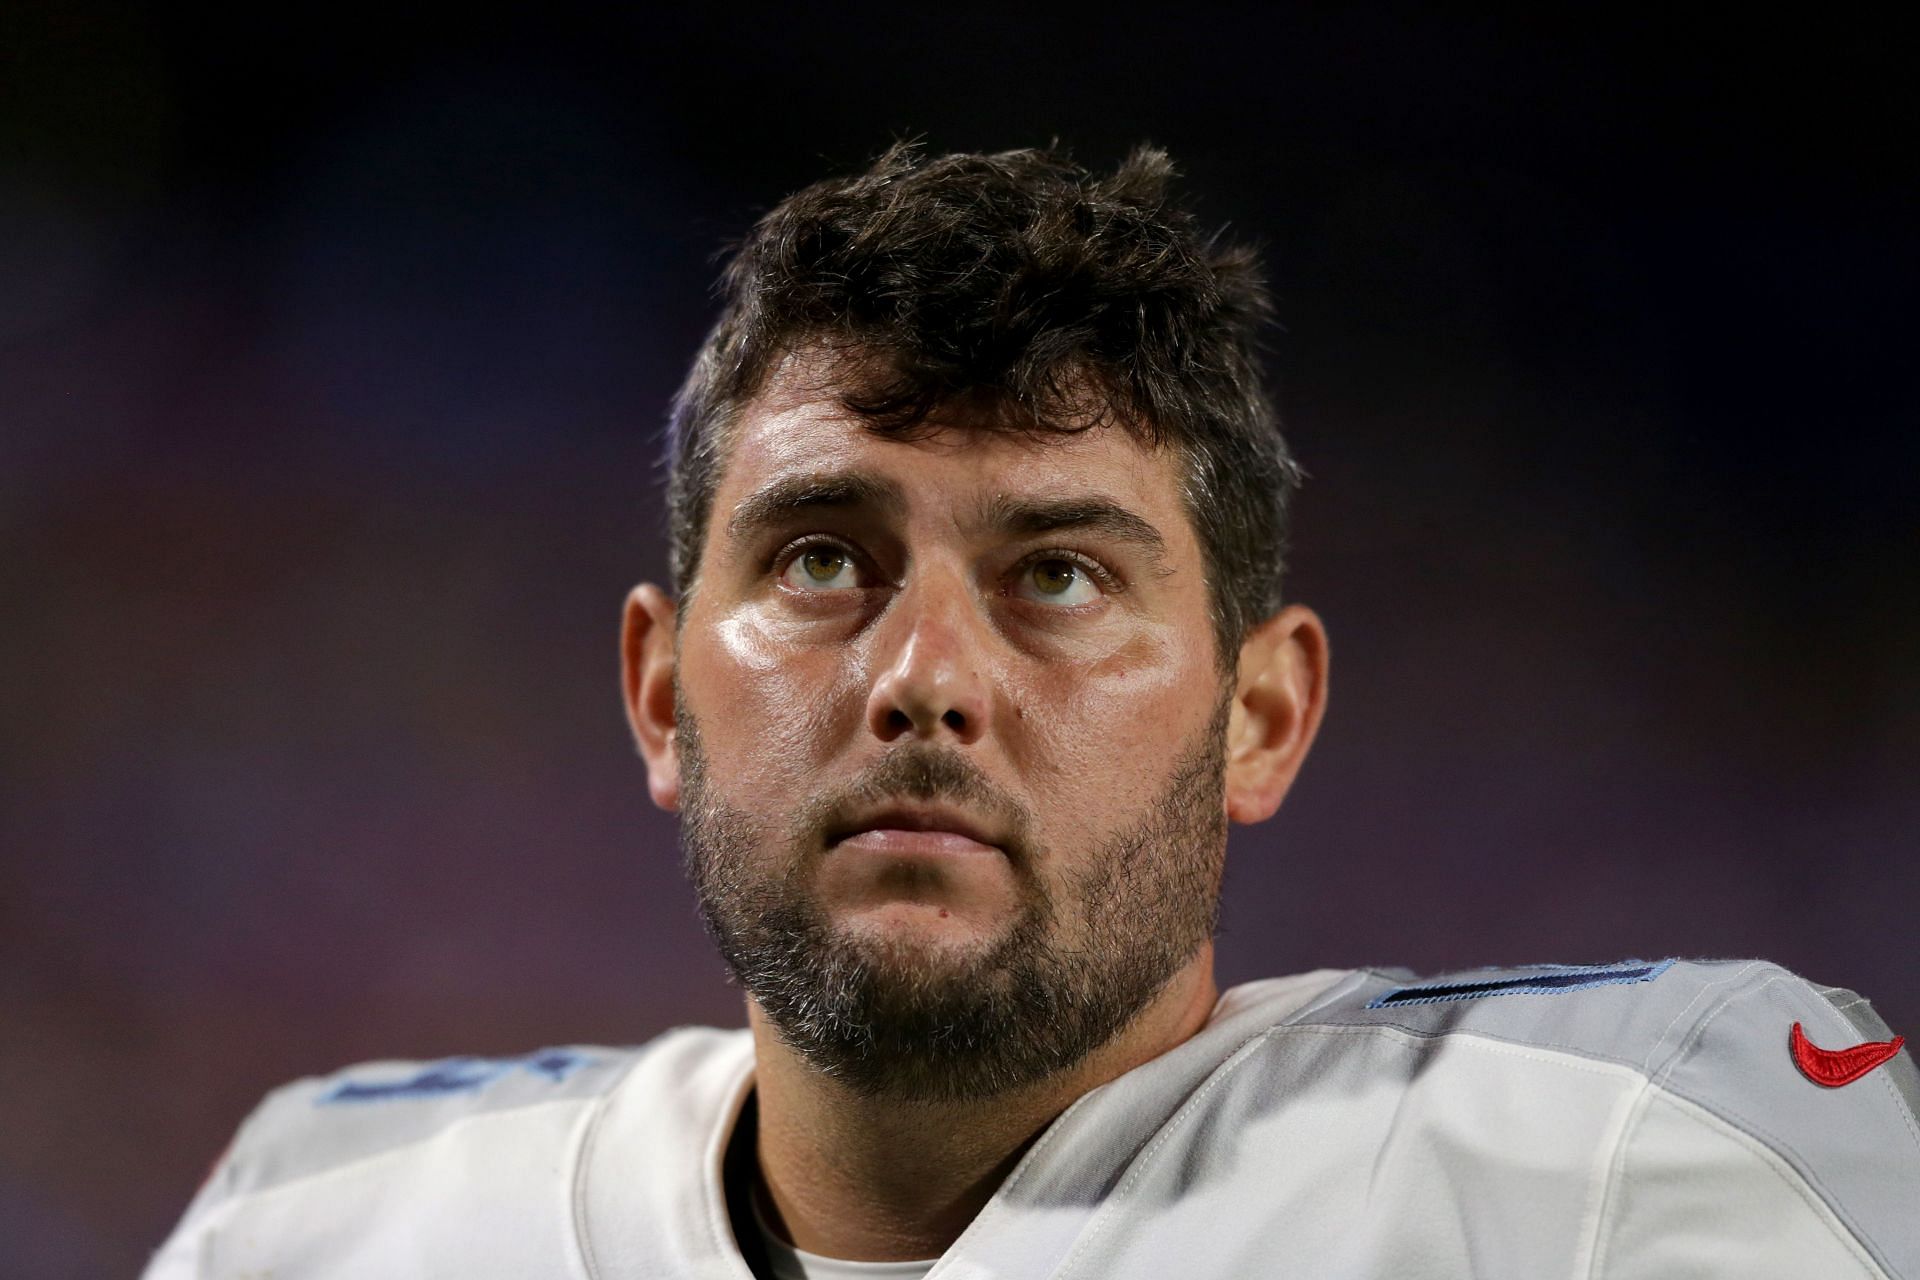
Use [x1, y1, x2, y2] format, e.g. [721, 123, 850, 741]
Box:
[662, 141, 1305, 677]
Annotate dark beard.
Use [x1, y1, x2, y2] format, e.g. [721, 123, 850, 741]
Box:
[675, 686, 1231, 1103]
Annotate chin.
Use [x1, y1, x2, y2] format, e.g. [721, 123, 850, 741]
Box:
[837, 900, 1007, 957]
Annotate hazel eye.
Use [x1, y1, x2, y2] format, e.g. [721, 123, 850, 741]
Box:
[779, 542, 863, 590]
[1017, 556, 1101, 606]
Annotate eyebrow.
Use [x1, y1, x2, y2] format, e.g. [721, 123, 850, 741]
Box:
[725, 469, 1170, 571]
[726, 472, 908, 545]
[974, 491, 1170, 570]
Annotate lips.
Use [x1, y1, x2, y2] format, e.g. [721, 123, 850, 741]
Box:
[835, 828, 1002, 858]
[830, 804, 1003, 851]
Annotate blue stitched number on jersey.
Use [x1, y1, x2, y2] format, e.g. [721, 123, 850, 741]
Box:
[319, 1049, 590, 1103]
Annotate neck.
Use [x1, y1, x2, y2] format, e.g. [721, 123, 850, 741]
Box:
[745, 945, 1219, 1262]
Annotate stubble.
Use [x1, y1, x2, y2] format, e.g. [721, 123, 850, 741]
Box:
[675, 684, 1232, 1102]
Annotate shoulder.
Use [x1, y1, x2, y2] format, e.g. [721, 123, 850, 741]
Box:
[1245, 957, 1919, 1276]
[1277, 956, 1918, 1155]
[153, 1025, 750, 1268]
[1284, 956, 1914, 1100]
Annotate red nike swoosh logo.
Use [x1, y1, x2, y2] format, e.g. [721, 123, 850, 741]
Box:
[1790, 1021, 1906, 1087]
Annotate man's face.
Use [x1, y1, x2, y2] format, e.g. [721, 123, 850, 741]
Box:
[670, 365, 1235, 1101]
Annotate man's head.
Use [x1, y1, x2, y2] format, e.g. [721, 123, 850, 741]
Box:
[623, 142, 1328, 1102]
[663, 141, 1303, 680]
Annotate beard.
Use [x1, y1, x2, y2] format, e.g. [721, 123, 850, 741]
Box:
[675, 684, 1232, 1103]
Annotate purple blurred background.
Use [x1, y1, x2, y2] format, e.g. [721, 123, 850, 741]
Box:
[3, 6, 1915, 1273]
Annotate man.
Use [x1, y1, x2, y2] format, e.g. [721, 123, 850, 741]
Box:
[147, 144, 1918, 1278]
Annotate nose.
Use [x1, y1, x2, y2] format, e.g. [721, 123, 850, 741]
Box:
[864, 563, 993, 745]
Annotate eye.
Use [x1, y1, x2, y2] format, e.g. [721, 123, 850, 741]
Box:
[1013, 554, 1106, 607]
[777, 540, 866, 591]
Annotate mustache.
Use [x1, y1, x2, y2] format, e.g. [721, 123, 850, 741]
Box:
[809, 743, 1031, 865]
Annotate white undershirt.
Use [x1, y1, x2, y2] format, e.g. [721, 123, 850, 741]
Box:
[750, 1187, 939, 1280]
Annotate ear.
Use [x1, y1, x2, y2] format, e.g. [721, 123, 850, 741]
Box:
[621, 583, 682, 812]
[1224, 603, 1330, 825]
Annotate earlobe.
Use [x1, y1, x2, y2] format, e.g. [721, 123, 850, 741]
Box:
[1222, 604, 1330, 826]
[621, 583, 682, 812]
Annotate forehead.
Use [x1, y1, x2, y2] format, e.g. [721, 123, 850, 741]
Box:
[712, 371, 1193, 542]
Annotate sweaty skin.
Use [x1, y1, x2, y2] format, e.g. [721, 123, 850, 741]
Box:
[622, 363, 1330, 1261]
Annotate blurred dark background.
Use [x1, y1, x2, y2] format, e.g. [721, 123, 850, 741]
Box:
[3, 5, 1915, 1273]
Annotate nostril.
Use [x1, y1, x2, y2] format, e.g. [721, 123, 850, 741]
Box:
[942, 709, 966, 730]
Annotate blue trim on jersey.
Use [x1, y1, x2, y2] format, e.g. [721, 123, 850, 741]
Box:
[319, 1049, 592, 1103]
[1366, 959, 1676, 1009]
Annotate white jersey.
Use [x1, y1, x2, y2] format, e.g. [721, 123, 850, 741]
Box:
[144, 958, 1920, 1278]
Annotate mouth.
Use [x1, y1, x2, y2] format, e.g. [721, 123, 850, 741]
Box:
[828, 804, 1005, 854]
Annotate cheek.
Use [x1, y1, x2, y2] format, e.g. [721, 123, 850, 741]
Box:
[1017, 626, 1204, 827]
[687, 608, 865, 786]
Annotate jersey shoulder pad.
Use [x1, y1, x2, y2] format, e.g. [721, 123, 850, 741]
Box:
[1297, 956, 1911, 1099]
[1292, 956, 1920, 1273]
[195, 1027, 743, 1214]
